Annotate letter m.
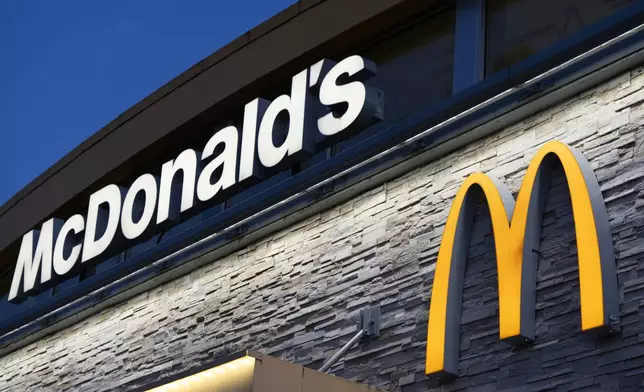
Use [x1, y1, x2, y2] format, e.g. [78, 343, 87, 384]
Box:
[8, 218, 60, 303]
[425, 141, 619, 380]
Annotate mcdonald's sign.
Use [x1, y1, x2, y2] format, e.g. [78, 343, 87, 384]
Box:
[425, 141, 620, 380]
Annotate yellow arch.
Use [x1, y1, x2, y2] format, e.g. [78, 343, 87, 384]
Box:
[426, 141, 612, 376]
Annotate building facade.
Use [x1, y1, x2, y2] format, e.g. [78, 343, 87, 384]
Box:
[1, 0, 644, 391]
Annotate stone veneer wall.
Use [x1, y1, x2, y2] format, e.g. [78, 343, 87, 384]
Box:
[3, 66, 644, 392]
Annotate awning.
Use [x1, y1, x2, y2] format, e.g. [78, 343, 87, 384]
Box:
[141, 351, 382, 392]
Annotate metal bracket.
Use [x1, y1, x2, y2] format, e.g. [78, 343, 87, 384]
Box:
[319, 305, 381, 373]
[359, 305, 381, 337]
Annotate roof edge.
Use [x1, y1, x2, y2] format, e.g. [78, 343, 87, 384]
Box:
[0, 1, 307, 218]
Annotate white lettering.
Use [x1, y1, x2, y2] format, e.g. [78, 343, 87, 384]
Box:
[121, 174, 158, 240]
[10, 54, 383, 301]
[239, 98, 268, 182]
[197, 126, 239, 202]
[53, 214, 85, 277]
[82, 184, 124, 263]
[318, 55, 380, 136]
[9, 218, 61, 302]
[257, 69, 313, 169]
[157, 149, 199, 225]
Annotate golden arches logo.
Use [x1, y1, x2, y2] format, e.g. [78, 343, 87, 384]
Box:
[425, 141, 619, 380]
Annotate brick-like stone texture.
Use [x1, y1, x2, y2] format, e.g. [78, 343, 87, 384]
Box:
[3, 67, 644, 391]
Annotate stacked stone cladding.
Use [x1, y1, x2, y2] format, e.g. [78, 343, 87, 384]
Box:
[2, 66, 644, 391]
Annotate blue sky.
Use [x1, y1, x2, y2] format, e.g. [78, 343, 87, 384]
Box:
[0, 0, 296, 205]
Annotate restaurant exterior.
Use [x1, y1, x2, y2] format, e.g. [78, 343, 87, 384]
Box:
[1, 0, 644, 391]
